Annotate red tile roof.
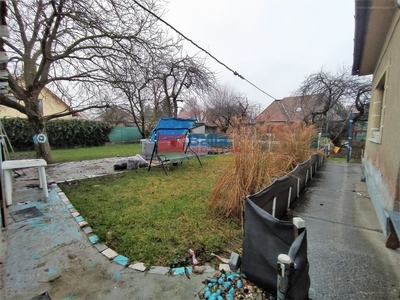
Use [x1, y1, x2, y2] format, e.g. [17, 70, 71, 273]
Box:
[256, 94, 330, 123]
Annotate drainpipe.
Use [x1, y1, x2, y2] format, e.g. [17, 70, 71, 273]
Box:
[347, 110, 353, 163]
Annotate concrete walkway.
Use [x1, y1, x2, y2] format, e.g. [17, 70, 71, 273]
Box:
[0, 160, 214, 300]
[0, 159, 399, 299]
[287, 161, 400, 299]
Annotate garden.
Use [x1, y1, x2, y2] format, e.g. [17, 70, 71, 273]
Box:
[12, 122, 319, 268]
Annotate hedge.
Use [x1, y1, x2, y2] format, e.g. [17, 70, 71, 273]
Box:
[1, 118, 114, 150]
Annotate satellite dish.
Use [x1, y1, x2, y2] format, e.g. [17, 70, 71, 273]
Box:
[37, 133, 47, 144]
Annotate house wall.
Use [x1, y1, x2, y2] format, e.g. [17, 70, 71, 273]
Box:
[362, 11, 400, 236]
[0, 88, 73, 119]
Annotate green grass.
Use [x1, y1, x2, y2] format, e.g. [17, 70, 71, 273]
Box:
[10, 143, 141, 163]
[59, 154, 243, 267]
[327, 156, 360, 163]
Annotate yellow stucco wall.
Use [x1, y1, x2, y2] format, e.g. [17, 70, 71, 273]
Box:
[0, 88, 73, 119]
[364, 11, 400, 215]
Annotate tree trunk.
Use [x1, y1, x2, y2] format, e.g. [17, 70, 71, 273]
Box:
[27, 116, 54, 164]
[36, 141, 54, 164]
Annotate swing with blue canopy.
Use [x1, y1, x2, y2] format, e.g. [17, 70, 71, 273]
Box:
[148, 117, 202, 174]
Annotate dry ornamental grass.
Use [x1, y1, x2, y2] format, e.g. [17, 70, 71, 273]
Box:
[209, 122, 318, 223]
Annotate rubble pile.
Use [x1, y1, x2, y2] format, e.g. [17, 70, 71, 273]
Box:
[199, 270, 265, 300]
[113, 154, 148, 170]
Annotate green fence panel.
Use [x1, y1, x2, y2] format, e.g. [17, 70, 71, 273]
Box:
[109, 127, 142, 143]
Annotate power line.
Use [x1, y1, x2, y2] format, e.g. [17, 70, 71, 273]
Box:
[132, 0, 277, 100]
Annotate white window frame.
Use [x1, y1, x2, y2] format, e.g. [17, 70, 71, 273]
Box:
[369, 72, 388, 144]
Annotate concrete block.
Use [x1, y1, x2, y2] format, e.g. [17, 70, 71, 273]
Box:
[101, 248, 118, 260]
[66, 204, 74, 209]
[71, 212, 80, 218]
[113, 254, 129, 266]
[148, 266, 169, 275]
[128, 262, 146, 272]
[94, 243, 108, 253]
[88, 235, 99, 244]
[75, 216, 84, 222]
[78, 221, 88, 228]
[83, 226, 93, 234]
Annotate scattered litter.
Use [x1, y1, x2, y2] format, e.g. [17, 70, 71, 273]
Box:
[112, 273, 121, 280]
[32, 253, 40, 260]
[219, 264, 231, 272]
[189, 249, 199, 265]
[211, 253, 230, 264]
[184, 266, 191, 279]
[172, 266, 192, 276]
[193, 266, 207, 274]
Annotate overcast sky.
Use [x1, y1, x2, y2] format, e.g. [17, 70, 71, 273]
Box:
[163, 0, 356, 111]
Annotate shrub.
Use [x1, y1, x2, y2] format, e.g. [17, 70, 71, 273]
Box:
[1, 118, 114, 150]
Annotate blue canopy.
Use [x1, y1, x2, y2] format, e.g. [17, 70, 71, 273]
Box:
[150, 117, 197, 142]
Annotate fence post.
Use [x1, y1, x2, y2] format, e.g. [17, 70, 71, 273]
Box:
[277, 254, 293, 300]
[297, 177, 300, 197]
[305, 170, 309, 185]
[293, 217, 306, 239]
[272, 197, 277, 217]
[287, 187, 292, 210]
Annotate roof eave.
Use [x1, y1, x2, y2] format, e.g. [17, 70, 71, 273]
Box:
[352, 0, 370, 76]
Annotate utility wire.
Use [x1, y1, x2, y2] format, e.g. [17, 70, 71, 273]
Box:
[133, 0, 277, 100]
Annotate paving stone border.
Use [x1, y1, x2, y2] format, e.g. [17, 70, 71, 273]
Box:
[51, 181, 217, 275]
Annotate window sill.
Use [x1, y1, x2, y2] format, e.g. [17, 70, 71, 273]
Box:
[368, 137, 381, 144]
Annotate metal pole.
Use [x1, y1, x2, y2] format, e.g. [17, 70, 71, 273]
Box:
[277, 254, 293, 300]
[317, 132, 322, 150]
[347, 111, 353, 163]
[293, 217, 306, 239]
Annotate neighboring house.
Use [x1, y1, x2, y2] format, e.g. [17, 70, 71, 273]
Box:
[0, 86, 88, 120]
[256, 94, 343, 126]
[352, 0, 400, 246]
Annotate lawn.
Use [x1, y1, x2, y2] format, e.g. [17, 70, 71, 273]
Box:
[10, 143, 141, 163]
[59, 153, 243, 267]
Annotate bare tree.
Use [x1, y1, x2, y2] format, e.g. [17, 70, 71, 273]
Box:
[0, 0, 167, 162]
[204, 85, 256, 133]
[159, 53, 215, 118]
[96, 105, 132, 126]
[180, 98, 205, 121]
[296, 67, 371, 143]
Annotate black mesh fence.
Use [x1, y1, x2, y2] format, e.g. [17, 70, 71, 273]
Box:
[242, 154, 323, 299]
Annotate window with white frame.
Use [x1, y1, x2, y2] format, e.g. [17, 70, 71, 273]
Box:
[369, 72, 387, 144]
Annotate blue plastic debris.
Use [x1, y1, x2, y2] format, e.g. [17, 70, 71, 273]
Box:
[172, 266, 192, 276]
[236, 279, 243, 289]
